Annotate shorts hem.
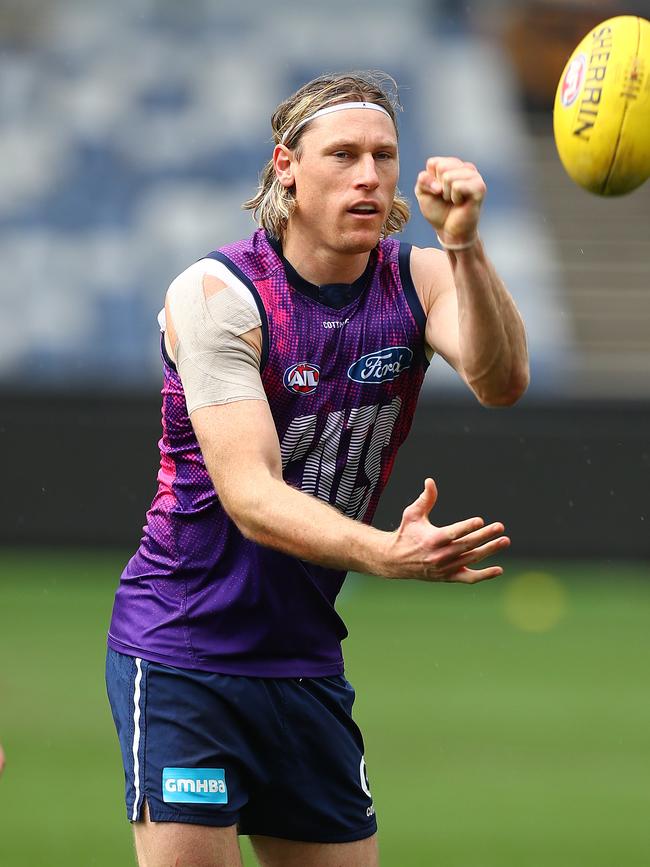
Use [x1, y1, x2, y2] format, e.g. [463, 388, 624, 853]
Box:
[138, 806, 240, 828]
[238, 820, 378, 844]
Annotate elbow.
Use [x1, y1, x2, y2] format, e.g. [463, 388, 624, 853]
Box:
[219, 480, 276, 545]
[475, 367, 530, 408]
[224, 496, 264, 543]
[231, 512, 260, 542]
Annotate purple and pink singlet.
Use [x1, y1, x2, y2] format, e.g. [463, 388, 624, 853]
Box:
[108, 229, 428, 677]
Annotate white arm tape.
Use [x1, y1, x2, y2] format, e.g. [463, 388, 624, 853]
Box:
[166, 260, 267, 415]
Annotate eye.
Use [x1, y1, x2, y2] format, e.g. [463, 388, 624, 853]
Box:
[333, 151, 351, 159]
[375, 152, 394, 161]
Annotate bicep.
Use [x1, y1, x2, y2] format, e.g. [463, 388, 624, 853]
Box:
[424, 286, 463, 374]
[191, 400, 283, 512]
[411, 245, 464, 376]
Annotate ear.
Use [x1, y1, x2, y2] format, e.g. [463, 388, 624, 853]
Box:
[273, 144, 296, 189]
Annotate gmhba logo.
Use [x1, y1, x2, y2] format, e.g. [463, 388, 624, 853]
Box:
[162, 767, 228, 804]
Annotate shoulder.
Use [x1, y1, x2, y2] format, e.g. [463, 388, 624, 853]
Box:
[167, 258, 260, 309]
[217, 229, 280, 281]
[167, 259, 228, 298]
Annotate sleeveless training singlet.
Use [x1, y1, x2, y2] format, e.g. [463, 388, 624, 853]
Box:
[107, 229, 428, 676]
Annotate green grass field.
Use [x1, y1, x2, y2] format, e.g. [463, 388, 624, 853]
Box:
[1, 550, 649, 866]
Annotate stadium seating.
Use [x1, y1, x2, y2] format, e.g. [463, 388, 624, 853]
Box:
[0, 0, 574, 395]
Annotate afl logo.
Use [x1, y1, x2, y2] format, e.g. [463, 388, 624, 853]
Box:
[283, 362, 320, 395]
[561, 54, 586, 107]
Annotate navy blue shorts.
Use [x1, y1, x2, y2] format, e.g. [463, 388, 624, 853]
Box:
[105, 648, 377, 843]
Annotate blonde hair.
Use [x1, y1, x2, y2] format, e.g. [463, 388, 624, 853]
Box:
[242, 71, 411, 240]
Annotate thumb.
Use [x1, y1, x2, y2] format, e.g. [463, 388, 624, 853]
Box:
[402, 477, 438, 524]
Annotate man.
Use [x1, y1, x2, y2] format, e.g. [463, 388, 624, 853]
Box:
[106, 71, 528, 867]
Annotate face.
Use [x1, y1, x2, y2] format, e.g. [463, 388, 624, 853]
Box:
[276, 108, 399, 255]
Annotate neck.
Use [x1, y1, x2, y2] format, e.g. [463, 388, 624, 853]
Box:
[282, 224, 372, 285]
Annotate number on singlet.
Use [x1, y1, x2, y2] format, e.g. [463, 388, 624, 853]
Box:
[280, 398, 401, 521]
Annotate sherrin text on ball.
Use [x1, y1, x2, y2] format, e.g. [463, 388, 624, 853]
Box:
[553, 15, 650, 196]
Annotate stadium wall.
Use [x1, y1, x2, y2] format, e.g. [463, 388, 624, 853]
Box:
[3, 393, 648, 559]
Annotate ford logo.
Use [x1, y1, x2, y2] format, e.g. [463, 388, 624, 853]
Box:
[347, 346, 413, 384]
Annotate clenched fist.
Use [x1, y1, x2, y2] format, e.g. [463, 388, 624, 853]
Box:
[414, 156, 486, 248]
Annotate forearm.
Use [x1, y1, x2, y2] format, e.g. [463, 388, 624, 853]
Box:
[447, 238, 529, 406]
[415, 156, 529, 405]
[216, 462, 391, 576]
[191, 400, 389, 576]
[222, 470, 510, 587]
[194, 405, 509, 586]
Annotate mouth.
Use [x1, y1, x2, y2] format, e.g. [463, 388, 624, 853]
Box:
[347, 203, 381, 219]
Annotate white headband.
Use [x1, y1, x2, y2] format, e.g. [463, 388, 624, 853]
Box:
[281, 101, 392, 144]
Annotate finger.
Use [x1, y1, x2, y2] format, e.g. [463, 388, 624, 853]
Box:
[414, 171, 442, 197]
[448, 178, 486, 206]
[409, 479, 438, 521]
[444, 515, 485, 542]
[436, 535, 510, 570]
[435, 167, 479, 202]
[415, 171, 485, 214]
[426, 156, 466, 176]
[432, 169, 485, 205]
[445, 521, 505, 554]
[418, 164, 474, 198]
[445, 565, 504, 584]
[401, 477, 438, 524]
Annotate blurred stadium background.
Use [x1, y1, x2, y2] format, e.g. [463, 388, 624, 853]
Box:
[1, 0, 648, 864]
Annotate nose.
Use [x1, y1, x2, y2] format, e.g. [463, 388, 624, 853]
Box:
[354, 154, 380, 189]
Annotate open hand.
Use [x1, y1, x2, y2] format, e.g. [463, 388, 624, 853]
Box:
[414, 157, 486, 247]
[386, 478, 509, 583]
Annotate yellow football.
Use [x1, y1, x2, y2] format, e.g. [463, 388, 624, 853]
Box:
[553, 15, 650, 196]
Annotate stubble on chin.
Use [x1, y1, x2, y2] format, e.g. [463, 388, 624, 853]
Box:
[333, 227, 382, 256]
